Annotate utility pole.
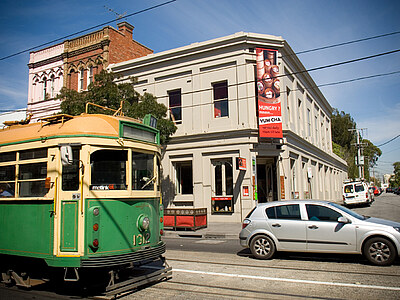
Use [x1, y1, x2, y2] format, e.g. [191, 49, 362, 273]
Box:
[349, 128, 366, 179]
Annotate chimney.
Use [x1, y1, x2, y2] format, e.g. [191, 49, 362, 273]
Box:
[117, 21, 134, 40]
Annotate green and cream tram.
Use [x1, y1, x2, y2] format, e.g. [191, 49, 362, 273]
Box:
[0, 113, 166, 290]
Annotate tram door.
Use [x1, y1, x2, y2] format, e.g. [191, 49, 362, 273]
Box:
[257, 158, 278, 203]
[58, 148, 81, 253]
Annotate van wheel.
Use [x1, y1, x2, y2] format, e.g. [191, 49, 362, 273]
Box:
[250, 235, 275, 260]
[363, 237, 396, 266]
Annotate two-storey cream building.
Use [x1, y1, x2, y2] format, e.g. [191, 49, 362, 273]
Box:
[110, 32, 347, 222]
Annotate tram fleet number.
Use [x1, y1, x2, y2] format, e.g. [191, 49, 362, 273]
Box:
[133, 233, 150, 246]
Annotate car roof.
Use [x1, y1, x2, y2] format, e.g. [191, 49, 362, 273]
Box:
[255, 200, 332, 208]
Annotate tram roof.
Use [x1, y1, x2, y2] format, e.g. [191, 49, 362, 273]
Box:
[0, 114, 143, 146]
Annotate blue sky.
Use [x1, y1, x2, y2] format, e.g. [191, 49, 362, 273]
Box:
[0, 0, 399, 178]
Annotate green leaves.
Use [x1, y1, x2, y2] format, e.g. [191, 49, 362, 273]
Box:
[331, 109, 381, 181]
[58, 71, 176, 144]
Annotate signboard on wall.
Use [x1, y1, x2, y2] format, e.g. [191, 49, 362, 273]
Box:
[236, 157, 247, 171]
[280, 176, 285, 199]
[256, 48, 283, 139]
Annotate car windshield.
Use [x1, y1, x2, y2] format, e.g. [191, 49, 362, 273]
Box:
[330, 202, 366, 220]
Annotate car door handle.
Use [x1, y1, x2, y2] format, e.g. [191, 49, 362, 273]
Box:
[272, 223, 281, 228]
[308, 225, 319, 229]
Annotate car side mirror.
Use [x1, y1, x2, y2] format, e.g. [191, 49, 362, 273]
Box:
[338, 216, 351, 224]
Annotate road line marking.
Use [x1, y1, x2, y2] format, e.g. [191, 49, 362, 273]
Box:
[173, 268, 400, 291]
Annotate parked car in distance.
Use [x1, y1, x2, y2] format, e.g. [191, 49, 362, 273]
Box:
[239, 200, 400, 266]
[343, 180, 372, 206]
[370, 186, 381, 196]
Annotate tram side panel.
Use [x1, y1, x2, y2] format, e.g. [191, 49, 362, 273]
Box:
[0, 201, 54, 260]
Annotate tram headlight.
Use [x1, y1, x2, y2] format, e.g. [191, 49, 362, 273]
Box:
[138, 215, 150, 231]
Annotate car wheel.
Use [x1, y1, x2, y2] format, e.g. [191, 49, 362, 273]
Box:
[250, 235, 276, 260]
[363, 237, 396, 266]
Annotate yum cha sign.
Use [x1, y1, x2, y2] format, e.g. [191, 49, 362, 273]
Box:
[256, 48, 283, 139]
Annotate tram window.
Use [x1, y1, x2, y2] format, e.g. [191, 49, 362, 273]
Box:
[0, 165, 15, 197]
[90, 150, 127, 190]
[19, 162, 47, 180]
[132, 152, 154, 190]
[20, 148, 47, 160]
[0, 151, 16, 162]
[62, 148, 80, 191]
[0, 165, 15, 181]
[18, 162, 47, 197]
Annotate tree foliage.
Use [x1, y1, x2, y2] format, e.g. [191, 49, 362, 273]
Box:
[58, 70, 176, 144]
[331, 109, 381, 181]
[390, 162, 400, 187]
[331, 109, 356, 150]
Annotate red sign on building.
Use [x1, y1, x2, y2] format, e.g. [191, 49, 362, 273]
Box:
[256, 48, 282, 139]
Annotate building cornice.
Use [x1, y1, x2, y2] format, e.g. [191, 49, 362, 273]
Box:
[28, 54, 64, 69]
[110, 32, 285, 73]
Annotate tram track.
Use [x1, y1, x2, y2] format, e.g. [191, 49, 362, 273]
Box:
[166, 257, 400, 278]
[139, 279, 334, 300]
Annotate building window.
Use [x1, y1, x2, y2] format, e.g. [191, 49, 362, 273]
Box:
[43, 77, 47, 100]
[307, 108, 311, 138]
[212, 159, 233, 213]
[50, 75, 55, 98]
[315, 115, 319, 145]
[88, 66, 94, 86]
[174, 161, 193, 194]
[79, 69, 84, 91]
[168, 89, 182, 124]
[286, 87, 291, 123]
[213, 159, 233, 196]
[213, 81, 228, 118]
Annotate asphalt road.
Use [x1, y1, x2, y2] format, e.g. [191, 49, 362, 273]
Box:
[135, 192, 400, 299]
[1, 192, 399, 299]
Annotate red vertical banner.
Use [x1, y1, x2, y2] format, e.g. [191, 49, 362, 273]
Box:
[256, 48, 282, 138]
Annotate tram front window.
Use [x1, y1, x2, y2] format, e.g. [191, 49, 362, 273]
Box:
[132, 152, 154, 190]
[90, 150, 127, 190]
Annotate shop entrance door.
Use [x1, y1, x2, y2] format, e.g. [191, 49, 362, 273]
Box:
[257, 158, 278, 203]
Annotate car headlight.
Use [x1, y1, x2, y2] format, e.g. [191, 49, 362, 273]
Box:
[394, 227, 400, 233]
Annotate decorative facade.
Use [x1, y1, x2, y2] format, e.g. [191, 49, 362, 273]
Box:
[110, 32, 348, 222]
[27, 22, 152, 121]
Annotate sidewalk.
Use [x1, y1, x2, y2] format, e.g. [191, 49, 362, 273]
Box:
[163, 222, 242, 240]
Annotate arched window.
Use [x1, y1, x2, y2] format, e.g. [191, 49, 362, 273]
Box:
[88, 66, 94, 86]
[43, 77, 47, 100]
[78, 69, 84, 91]
[50, 75, 55, 98]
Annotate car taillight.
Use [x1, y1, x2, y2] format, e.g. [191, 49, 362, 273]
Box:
[242, 219, 251, 229]
[93, 239, 99, 247]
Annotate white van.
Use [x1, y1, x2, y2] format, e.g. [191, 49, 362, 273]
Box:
[342, 181, 372, 206]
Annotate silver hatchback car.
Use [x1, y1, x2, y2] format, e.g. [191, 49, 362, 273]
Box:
[239, 200, 400, 266]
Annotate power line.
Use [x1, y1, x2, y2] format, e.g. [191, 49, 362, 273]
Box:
[377, 134, 400, 147]
[0, 0, 177, 61]
[13, 68, 399, 116]
[281, 30, 400, 58]
[280, 49, 400, 79]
